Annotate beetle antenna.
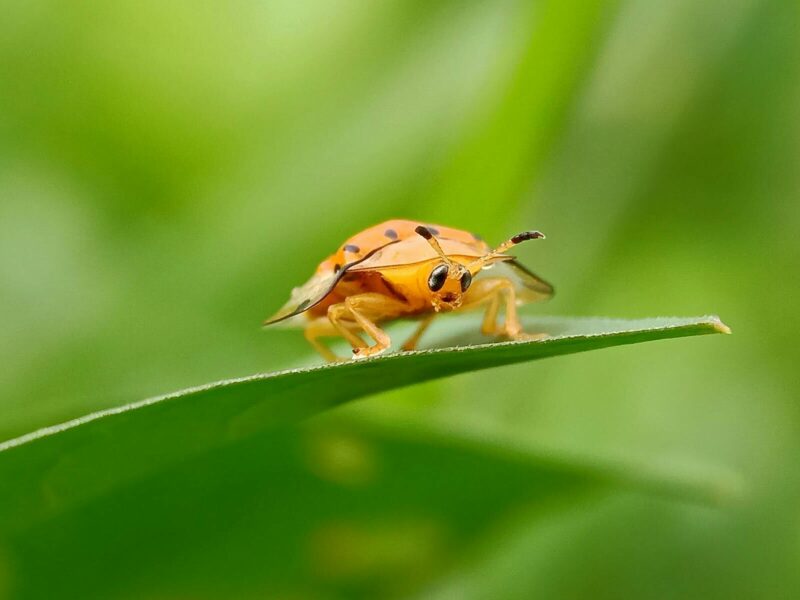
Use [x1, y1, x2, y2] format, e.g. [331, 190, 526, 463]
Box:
[467, 230, 545, 270]
[415, 225, 457, 270]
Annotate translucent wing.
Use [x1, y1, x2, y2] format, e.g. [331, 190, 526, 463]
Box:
[263, 239, 403, 326]
[262, 271, 340, 325]
[479, 258, 554, 302]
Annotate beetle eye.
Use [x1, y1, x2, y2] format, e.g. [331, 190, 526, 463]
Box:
[427, 264, 448, 292]
[460, 270, 472, 292]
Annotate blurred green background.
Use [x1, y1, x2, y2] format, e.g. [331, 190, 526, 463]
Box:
[1, 0, 798, 598]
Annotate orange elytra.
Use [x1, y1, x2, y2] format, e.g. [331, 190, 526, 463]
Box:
[263, 219, 554, 361]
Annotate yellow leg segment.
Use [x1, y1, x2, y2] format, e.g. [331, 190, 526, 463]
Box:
[304, 317, 362, 362]
[303, 293, 410, 361]
[327, 305, 369, 350]
[462, 278, 547, 341]
[401, 315, 435, 351]
[341, 294, 409, 359]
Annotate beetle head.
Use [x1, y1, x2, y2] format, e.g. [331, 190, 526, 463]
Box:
[415, 226, 475, 311]
[415, 224, 546, 312]
[425, 261, 473, 312]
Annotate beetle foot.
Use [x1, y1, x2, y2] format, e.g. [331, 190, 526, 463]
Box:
[352, 345, 388, 360]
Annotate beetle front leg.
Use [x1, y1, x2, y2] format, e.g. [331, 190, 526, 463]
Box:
[462, 278, 547, 341]
[329, 293, 410, 359]
[304, 316, 364, 362]
[401, 315, 435, 351]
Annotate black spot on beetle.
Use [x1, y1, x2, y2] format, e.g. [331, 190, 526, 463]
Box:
[384, 228, 398, 240]
[333, 263, 342, 273]
[343, 244, 360, 253]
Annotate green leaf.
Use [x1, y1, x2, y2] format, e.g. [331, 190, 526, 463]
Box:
[0, 416, 736, 599]
[0, 315, 731, 598]
[3, 418, 600, 599]
[0, 315, 728, 531]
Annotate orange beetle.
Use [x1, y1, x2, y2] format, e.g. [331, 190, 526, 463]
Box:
[263, 219, 553, 361]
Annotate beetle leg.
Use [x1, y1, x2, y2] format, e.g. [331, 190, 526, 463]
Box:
[461, 278, 547, 341]
[460, 278, 513, 335]
[326, 293, 409, 359]
[345, 294, 407, 359]
[401, 315, 435, 351]
[480, 292, 501, 336]
[327, 304, 370, 349]
[304, 316, 364, 362]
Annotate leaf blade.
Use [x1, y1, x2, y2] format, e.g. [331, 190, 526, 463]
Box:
[0, 315, 729, 533]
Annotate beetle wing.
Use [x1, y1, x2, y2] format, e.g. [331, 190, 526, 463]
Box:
[263, 239, 403, 326]
[347, 237, 482, 271]
[480, 258, 554, 302]
[262, 271, 340, 326]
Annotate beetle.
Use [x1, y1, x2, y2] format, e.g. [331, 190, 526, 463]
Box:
[263, 219, 553, 361]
